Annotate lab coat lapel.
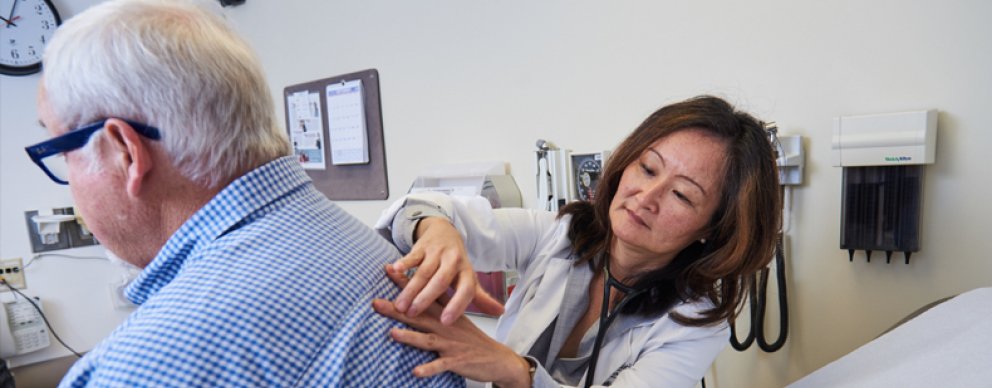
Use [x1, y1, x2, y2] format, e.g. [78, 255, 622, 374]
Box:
[504, 258, 570, 353]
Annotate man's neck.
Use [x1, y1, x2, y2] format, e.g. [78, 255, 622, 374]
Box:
[133, 171, 223, 268]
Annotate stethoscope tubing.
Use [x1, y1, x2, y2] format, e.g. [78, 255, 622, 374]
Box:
[583, 260, 648, 388]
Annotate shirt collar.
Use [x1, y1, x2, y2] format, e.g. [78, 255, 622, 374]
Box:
[125, 156, 310, 304]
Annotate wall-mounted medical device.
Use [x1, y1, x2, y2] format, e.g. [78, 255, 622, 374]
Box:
[535, 139, 612, 210]
[408, 162, 522, 209]
[774, 133, 805, 186]
[730, 123, 799, 355]
[832, 109, 937, 264]
[535, 140, 571, 212]
[408, 162, 522, 315]
[570, 151, 611, 202]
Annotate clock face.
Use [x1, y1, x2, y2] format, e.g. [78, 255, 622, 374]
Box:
[0, 0, 61, 76]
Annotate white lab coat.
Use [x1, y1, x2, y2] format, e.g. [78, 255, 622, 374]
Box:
[376, 192, 729, 388]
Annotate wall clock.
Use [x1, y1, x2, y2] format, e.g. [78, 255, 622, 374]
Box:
[0, 0, 61, 76]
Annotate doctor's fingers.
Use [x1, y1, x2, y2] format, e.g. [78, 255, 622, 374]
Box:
[391, 247, 426, 274]
[393, 251, 440, 315]
[373, 298, 447, 333]
[467, 283, 505, 317]
[392, 261, 504, 325]
[389, 327, 452, 354]
[388, 326, 489, 379]
[406, 244, 472, 318]
[441, 279, 505, 326]
[418, 261, 477, 325]
[391, 326, 519, 383]
[386, 265, 455, 307]
[385, 263, 412, 289]
[391, 218, 465, 274]
[410, 358, 454, 379]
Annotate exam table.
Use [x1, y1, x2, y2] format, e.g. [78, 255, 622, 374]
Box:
[788, 287, 992, 387]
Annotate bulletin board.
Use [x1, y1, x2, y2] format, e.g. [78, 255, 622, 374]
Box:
[283, 69, 388, 200]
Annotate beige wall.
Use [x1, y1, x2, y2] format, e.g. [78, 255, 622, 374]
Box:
[2, 1, 990, 387]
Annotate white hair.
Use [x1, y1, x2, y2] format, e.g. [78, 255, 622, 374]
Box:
[43, 0, 291, 187]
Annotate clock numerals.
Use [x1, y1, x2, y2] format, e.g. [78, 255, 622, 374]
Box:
[1, 0, 60, 75]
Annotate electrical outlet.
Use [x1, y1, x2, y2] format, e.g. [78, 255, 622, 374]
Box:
[25, 210, 71, 253]
[1, 258, 27, 290]
[24, 208, 98, 253]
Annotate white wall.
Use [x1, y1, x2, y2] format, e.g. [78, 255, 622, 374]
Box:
[2, 1, 990, 387]
[0, 0, 134, 369]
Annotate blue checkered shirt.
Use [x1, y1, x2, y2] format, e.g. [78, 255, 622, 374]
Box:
[59, 157, 464, 387]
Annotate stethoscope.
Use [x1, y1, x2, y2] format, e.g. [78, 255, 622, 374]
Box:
[583, 258, 650, 388]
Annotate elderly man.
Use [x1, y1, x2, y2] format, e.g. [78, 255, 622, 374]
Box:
[25, 0, 464, 386]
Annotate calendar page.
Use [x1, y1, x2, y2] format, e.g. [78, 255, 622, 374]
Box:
[325, 80, 369, 165]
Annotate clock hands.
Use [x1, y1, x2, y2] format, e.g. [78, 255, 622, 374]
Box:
[6, 0, 18, 28]
[0, 0, 59, 76]
[1, 15, 19, 27]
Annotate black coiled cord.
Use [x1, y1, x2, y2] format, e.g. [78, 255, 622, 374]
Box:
[729, 232, 788, 352]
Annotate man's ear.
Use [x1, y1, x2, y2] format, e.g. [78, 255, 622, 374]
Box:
[102, 118, 154, 197]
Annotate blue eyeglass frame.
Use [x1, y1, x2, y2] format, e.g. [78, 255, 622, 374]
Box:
[24, 119, 162, 185]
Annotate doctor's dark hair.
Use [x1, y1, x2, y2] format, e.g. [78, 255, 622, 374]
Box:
[559, 95, 781, 326]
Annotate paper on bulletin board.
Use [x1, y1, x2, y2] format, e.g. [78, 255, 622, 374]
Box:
[326, 79, 370, 165]
[287, 91, 326, 170]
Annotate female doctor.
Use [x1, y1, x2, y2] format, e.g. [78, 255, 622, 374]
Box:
[373, 95, 781, 387]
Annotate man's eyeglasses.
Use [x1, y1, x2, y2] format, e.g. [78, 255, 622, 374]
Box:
[24, 119, 162, 185]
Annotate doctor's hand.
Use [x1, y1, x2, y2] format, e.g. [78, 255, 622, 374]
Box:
[390, 217, 504, 325]
[374, 269, 531, 388]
